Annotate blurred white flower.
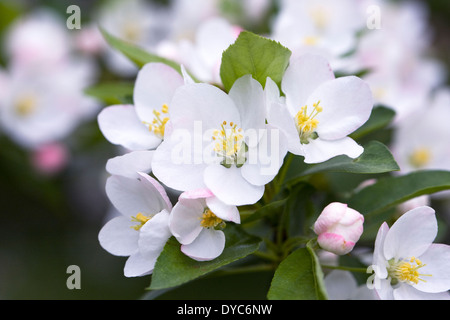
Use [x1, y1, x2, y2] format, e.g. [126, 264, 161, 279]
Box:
[371, 206, 450, 300]
[325, 270, 377, 300]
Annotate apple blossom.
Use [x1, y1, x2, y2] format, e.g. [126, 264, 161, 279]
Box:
[313, 202, 364, 255]
[152, 74, 288, 206]
[325, 270, 377, 300]
[98, 63, 190, 151]
[169, 189, 240, 261]
[266, 54, 373, 164]
[371, 206, 450, 300]
[98, 172, 173, 277]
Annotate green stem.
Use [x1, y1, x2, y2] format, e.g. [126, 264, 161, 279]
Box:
[218, 264, 275, 276]
[321, 265, 368, 273]
[273, 152, 294, 196]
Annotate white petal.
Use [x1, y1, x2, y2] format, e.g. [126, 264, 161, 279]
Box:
[204, 164, 265, 206]
[106, 150, 154, 178]
[138, 210, 172, 259]
[124, 251, 153, 277]
[383, 206, 437, 260]
[228, 75, 266, 133]
[302, 137, 364, 164]
[309, 76, 373, 140]
[324, 270, 358, 300]
[169, 198, 205, 245]
[372, 222, 390, 279]
[282, 54, 335, 114]
[393, 284, 450, 300]
[205, 196, 240, 224]
[134, 63, 183, 123]
[241, 124, 288, 185]
[97, 105, 161, 150]
[414, 244, 450, 293]
[169, 83, 240, 130]
[375, 278, 395, 300]
[98, 216, 139, 257]
[105, 174, 171, 218]
[181, 228, 226, 261]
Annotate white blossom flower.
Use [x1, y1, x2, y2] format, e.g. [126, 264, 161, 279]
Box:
[371, 206, 450, 300]
[152, 75, 287, 206]
[98, 173, 173, 277]
[98, 63, 190, 151]
[267, 54, 373, 163]
[169, 189, 240, 261]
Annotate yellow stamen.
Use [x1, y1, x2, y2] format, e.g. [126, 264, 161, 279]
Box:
[294, 100, 323, 144]
[389, 257, 432, 285]
[409, 147, 432, 168]
[309, 6, 330, 30]
[131, 213, 152, 231]
[212, 121, 245, 166]
[143, 104, 170, 139]
[200, 208, 224, 229]
[303, 36, 319, 46]
[15, 95, 37, 117]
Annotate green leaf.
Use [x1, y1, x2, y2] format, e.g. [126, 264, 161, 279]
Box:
[241, 198, 286, 224]
[84, 82, 134, 104]
[267, 242, 328, 300]
[287, 141, 399, 186]
[348, 170, 450, 218]
[100, 28, 184, 75]
[220, 31, 291, 92]
[350, 105, 396, 140]
[149, 224, 261, 290]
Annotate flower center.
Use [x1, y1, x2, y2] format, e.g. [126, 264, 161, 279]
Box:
[15, 95, 37, 117]
[388, 257, 432, 285]
[200, 208, 225, 229]
[122, 22, 142, 43]
[303, 36, 320, 46]
[143, 104, 169, 139]
[409, 147, 432, 168]
[309, 6, 330, 30]
[131, 213, 152, 231]
[212, 121, 246, 168]
[295, 100, 322, 144]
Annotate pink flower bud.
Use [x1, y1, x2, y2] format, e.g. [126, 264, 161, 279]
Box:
[313, 202, 364, 255]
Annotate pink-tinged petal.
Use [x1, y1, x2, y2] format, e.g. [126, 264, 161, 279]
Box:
[309, 76, 373, 140]
[105, 175, 170, 219]
[302, 136, 364, 164]
[383, 206, 437, 261]
[314, 202, 348, 235]
[204, 164, 265, 206]
[181, 228, 226, 261]
[282, 54, 335, 114]
[134, 63, 184, 123]
[137, 172, 173, 212]
[106, 150, 154, 179]
[98, 105, 161, 150]
[98, 216, 139, 257]
[414, 244, 450, 293]
[138, 210, 172, 260]
[228, 75, 266, 134]
[179, 189, 214, 200]
[169, 198, 205, 245]
[205, 196, 240, 224]
[317, 233, 355, 255]
[393, 284, 450, 300]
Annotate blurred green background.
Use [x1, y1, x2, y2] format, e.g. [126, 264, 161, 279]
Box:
[0, 0, 449, 299]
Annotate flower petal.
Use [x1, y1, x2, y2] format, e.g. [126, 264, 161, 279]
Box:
[282, 54, 335, 114]
[105, 174, 171, 218]
[414, 244, 450, 293]
[134, 63, 184, 123]
[123, 251, 153, 277]
[393, 284, 450, 300]
[138, 210, 172, 259]
[205, 196, 240, 224]
[373, 222, 390, 279]
[181, 228, 226, 261]
[98, 105, 161, 150]
[301, 136, 363, 164]
[309, 76, 373, 140]
[169, 198, 205, 245]
[204, 164, 265, 206]
[98, 216, 139, 257]
[106, 150, 154, 179]
[383, 206, 437, 260]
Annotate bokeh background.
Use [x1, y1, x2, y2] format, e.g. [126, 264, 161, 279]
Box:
[0, 0, 449, 299]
